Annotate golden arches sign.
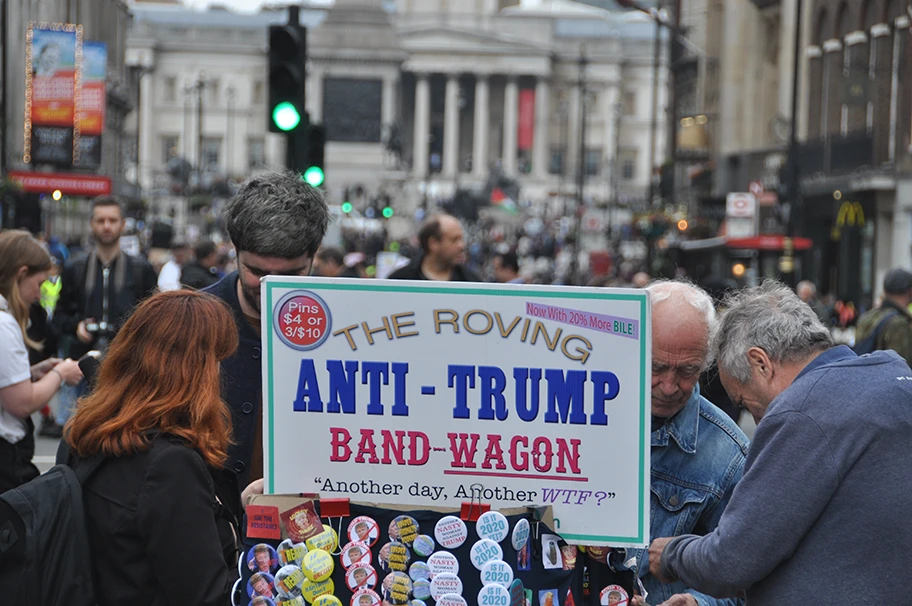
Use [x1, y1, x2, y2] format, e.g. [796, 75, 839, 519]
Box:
[837, 201, 865, 227]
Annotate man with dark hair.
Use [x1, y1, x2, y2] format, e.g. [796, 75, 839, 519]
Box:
[204, 172, 329, 486]
[180, 240, 219, 290]
[53, 196, 157, 425]
[493, 252, 523, 284]
[313, 247, 345, 277]
[388, 213, 480, 281]
[853, 268, 912, 363]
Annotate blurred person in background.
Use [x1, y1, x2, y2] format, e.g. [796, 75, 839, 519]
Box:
[853, 268, 912, 364]
[181, 240, 220, 290]
[389, 213, 481, 282]
[313, 247, 345, 277]
[64, 290, 263, 604]
[0, 230, 83, 493]
[796, 280, 830, 326]
[493, 251, 524, 284]
[157, 240, 191, 291]
[53, 196, 158, 426]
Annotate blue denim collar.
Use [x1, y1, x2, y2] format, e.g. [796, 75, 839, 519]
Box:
[651, 383, 700, 454]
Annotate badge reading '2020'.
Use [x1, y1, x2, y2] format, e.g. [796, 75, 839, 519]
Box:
[273, 291, 331, 351]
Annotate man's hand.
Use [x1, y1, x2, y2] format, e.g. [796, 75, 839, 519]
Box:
[657, 594, 698, 606]
[242, 478, 265, 511]
[630, 596, 651, 606]
[76, 319, 94, 344]
[30, 358, 62, 380]
[649, 537, 675, 583]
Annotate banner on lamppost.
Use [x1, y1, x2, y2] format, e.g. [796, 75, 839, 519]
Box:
[518, 89, 535, 151]
[25, 23, 82, 167]
[76, 41, 106, 168]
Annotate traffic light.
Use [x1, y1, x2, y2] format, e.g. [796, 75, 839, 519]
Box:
[268, 22, 306, 134]
[382, 206, 394, 219]
[341, 202, 353, 214]
[293, 123, 325, 186]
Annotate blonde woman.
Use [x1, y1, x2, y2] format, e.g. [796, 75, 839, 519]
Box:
[0, 230, 82, 492]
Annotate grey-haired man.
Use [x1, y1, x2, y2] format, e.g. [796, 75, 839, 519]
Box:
[649, 281, 912, 603]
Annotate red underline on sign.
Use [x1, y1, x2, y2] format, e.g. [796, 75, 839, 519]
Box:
[443, 470, 590, 482]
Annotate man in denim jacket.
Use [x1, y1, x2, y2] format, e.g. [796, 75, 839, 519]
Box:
[630, 282, 748, 606]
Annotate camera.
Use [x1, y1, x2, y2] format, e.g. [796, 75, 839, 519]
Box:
[84, 320, 111, 334]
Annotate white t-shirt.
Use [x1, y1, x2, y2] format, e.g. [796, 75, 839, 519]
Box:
[157, 260, 182, 291]
[0, 294, 31, 443]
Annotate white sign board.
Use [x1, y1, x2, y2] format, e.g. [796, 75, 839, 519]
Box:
[726, 192, 757, 219]
[261, 278, 651, 547]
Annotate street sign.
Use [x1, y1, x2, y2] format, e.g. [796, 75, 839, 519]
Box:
[726, 192, 757, 219]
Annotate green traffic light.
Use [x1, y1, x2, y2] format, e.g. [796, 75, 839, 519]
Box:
[303, 166, 325, 187]
[382, 207, 394, 219]
[341, 202, 353, 213]
[271, 102, 301, 131]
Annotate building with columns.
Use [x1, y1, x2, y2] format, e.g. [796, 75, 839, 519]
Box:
[126, 0, 666, 221]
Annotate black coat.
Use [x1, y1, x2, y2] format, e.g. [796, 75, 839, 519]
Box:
[388, 257, 482, 281]
[181, 261, 219, 290]
[203, 272, 262, 486]
[75, 435, 238, 606]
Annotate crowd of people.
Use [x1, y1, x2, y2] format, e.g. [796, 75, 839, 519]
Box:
[1, 170, 911, 604]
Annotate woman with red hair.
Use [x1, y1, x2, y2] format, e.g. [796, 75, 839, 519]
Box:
[65, 289, 258, 605]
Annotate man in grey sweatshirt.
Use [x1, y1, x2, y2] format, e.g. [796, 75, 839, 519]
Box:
[648, 281, 912, 604]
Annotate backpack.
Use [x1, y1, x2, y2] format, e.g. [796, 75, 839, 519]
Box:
[0, 455, 104, 606]
[854, 311, 899, 356]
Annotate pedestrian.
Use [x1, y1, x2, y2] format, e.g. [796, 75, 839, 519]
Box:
[629, 281, 748, 606]
[388, 213, 481, 281]
[157, 240, 191, 291]
[64, 290, 263, 605]
[52, 196, 158, 425]
[649, 281, 912, 604]
[0, 230, 83, 493]
[180, 240, 220, 290]
[204, 171, 330, 486]
[795, 280, 830, 325]
[853, 268, 912, 362]
[493, 251, 524, 284]
[313, 246, 345, 277]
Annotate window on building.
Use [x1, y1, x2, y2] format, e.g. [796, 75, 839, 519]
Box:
[585, 148, 602, 176]
[163, 77, 177, 103]
[549, 148, 565, 175]
[253, 80, 265, 104]
[201, 137, 221, 172]
[620, 149, 638, 181]
[622, 91, 636, 116]
[248, 138, 266, 169]
[161, 135, 179, 165]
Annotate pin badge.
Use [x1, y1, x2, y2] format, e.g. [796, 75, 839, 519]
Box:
[379, 541, 411, 572]
[435, 595, 468, 606]
[350, 589, 382, 606]
[302, 549, 334, 582]
[409, 561, 431, 582]
[470, 539, 503, 570]
[248, 543, 280, 574]
[411, 578, 432, 600]
[476, 511, 509, 543]
[429, 572, 463, 600]
[348, 516, 380, 547]
[313, 596, 342, 606]
[511, 519, 530, 551]
[427, 551, 460, 577]
[412, 534, 435, 558]
[434, 516, 468, 549]
[345, 564, 379, 592]
[600, 585, 629, 606]
[382, 571, 413, 605]
[341, 541, 373, 570]
[478, 584, 511, 606]
[300, 577, 334, 603]
[275, 565, 307, 599]
[248, 572, 278, 599]
[480, 560, 514, 588]
[389, 515, 419, 545]
[278, 539, 308, 568]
